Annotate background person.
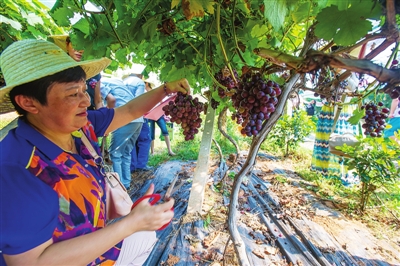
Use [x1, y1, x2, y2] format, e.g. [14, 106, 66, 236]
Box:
[304, 99, 316, 116]
[123, 72, 152, 172]
[0, 39, 190, 265]
[130, 117, 152, 172]
[48, 35, 103, 110]
[100, 77, 143, 189]
[144, 79, 176, 156]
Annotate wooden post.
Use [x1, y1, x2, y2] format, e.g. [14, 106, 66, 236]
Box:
[187, 103, 215, 214]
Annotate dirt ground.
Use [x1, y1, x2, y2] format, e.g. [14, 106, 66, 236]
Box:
[198, 154, 400, 266]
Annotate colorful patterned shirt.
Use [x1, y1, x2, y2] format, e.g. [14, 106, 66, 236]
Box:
[0, 108, 120, 265]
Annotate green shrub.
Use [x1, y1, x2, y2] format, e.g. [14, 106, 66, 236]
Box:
[267, 110, 316, 157]
[338, 137, 400, 212]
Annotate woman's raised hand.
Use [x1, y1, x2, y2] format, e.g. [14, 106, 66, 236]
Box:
[164, 78, 191, 95]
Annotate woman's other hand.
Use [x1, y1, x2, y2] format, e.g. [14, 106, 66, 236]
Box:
[126, 184, 174, 232]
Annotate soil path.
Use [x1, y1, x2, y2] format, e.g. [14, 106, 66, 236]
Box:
[256, 157, 400, 265]
[135, 155, 400, 265]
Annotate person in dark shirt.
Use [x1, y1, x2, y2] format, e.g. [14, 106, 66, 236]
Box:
[305, 99, 316, 116]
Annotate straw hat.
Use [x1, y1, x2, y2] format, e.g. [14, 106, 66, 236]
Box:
[47, 35, 69, 52]
[0, 39, 111, 114]
[143, 78, 156, 89]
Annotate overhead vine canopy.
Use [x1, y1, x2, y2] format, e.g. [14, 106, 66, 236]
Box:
[2, 0, 390, 94]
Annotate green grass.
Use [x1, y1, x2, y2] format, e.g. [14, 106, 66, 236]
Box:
[148, 112, 252, 168]
[148, 126, 202, 167]
[290, 147, 400, 228]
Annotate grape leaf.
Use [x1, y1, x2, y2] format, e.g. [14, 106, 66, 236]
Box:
[315, 0, 329, 10]
[51, 6, 74, 27]
[73, 18, 90, 37]
[21, 10, 44, 26]
[292, 2, 311, 23]
[263, 0, 288, 30]
[270, 37, 282, 48]
[181, 0, 214, 20]
[26, 25, 44, 38]
[212, 90, 220, 101]
[142, 16, 160, 39]
[236, 0, 251, 15]
[115, 48, 129, 64]
[250, 24, 268, 38]
[327, 0, 351, 10]
[202, 1, 215, 15]
[348, 108, 365, 125]
[171, 0, 181, 9]
[0, 0, 64, 53]
[241, 51, 256, 66]
[269, 74, 285, 85]
[335, 20, 372, 46]
[315, 2, 378, 46]
[3, 0, 20, 13]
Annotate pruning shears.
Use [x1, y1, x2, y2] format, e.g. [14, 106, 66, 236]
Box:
[130, 174, 181, 230]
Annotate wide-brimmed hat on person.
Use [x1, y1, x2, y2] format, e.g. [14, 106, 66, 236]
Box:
[143, 78, 156, 89]
[47, 35, 69, 52]
[0, 39, 111, 114]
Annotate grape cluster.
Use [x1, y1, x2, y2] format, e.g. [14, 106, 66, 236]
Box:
[212, 67, 239, 109]
[210, 98, 219, 109]
[231, 72, 281, 137]
[361, 101, 389, 137]
[162, 92, 204, 141]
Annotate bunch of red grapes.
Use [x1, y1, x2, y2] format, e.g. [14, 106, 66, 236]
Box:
[162, 92, 204, 141]
[231, 72, 281, 137]
[211, 68, 239, 109]
[361, 101, 389, 137]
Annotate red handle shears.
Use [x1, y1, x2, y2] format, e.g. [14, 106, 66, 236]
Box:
[131, 175, 180, 230]
[131, 194, 174, 230]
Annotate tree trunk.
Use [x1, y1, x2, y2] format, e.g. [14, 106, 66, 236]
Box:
[227, 74, 301, 265]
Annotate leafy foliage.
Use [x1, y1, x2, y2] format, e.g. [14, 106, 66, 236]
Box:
[0, 0, 64, 51]
[1, 1, 385, 105]
[267, 110, 316, 157]
[337, 137, 400, 212]
[315, 1, 381, 46]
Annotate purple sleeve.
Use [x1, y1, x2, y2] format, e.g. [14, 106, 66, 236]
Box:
[87, 107, 115, 137]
